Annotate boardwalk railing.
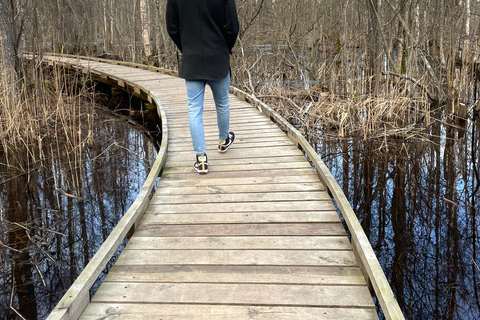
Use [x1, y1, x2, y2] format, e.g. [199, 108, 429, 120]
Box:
[33, 54, 404, 320]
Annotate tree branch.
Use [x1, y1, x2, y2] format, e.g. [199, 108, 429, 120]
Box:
[382, 70, 436, 103]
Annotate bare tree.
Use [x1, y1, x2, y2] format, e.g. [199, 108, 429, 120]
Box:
[103, 0, 113, 51]
[0, 0, 15, 91]
[140, 0, 151, 57]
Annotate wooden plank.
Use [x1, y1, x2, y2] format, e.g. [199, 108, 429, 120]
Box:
[115, 249, 357, 266]
[154, 182, 325, 194]
[147, 200, 335, 213]
[163, 155, 308, 167]
[163, 165, 313, 174]
[167, 117, 271, 127]
[167, 115, 271, 127]
[134, 223, 347, 237]
[161, 169, 316, 180]
[169, 121, 281, 135]
[166, 146, 304, 160]
[80, 303, 378, 320]
[163, 99, 253, 107]
[167, 140, 295, 153]
[168, 132, 290, 143]
[167, 115, 271, 125]
[91, 282, 375, 307]
[150, 191, 330, 204]
[139, 211, 339, 224]
[125, 236, 351, 250]
[164, 102, 257, 110]
[105, 264, 367, 285]
[168, 132, 288, 142]
[166, 110, 261, 119]
[166, 127, 287, 139]
[157, 174, 321, 187]
[166, 110, 265, 119]
[163, 160, 308, 173]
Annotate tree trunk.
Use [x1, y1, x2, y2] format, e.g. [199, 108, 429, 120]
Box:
[366, 0, 382, 94]
[140, 0, 151, 57]
[103, 0, 112, 51]
[395, 0, 408, 75]
[0, 1, 15, 91]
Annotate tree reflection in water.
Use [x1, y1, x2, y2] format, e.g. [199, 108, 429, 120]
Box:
[317, 116, 480, 319]
[0, 105, 157, 319]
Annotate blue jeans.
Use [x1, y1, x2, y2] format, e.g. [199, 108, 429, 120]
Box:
[185, 73, 230, 155]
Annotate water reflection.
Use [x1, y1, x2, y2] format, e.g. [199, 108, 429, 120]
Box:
[0, 106, 157, 319]
[316, 116, 480, 319]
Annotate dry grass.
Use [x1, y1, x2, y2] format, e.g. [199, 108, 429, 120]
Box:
[258, 83, 440, 148]
[252, 62, 474, 152]
[0, 62, 96, 181]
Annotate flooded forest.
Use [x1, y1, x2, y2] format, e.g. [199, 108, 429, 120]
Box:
[1, 0, 480, 319]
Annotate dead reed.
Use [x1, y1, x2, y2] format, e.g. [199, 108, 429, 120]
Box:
[0, 62, 95, 181]
[258, 83, 438, 148]
[229, 35, 476, 151]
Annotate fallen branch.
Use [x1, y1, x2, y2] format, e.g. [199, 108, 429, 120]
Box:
[382, 71, 436, 103]
[256, 94, 303, 113]
[0, 240, 22, 253]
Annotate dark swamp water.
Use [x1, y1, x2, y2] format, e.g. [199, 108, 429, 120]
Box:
[314, 115, 480, 319]
[0, 82, 160, 319]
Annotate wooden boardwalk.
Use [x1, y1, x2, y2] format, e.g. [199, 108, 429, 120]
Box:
[37, 55, 402, 320]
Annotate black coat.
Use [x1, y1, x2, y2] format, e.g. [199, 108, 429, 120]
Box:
[166, 0, 239, 80]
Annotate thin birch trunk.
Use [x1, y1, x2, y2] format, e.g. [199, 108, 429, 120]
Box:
[140, 0, 151, 57]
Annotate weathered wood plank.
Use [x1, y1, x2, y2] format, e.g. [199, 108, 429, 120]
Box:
[147, 200, 335, 213]
[165, 108, 269, 118]
[125, 236, 350, 250]
[140, 211, 338, 224]
[154, 182, 325, 195]
[167, 135, 291, 147]
[163, 155, 309, 168]
[157, 175, 321, 187]
[115, 249, 357, 266]
[168, 130, 288, 140]
[134, 223, 347, 237]
[80, 303, 378, 320]
[91, 283, 375, 307]
[168, 116, 272, 127]
[104, 265, 367, 285]
[163, 161, 310, 173]
[167, 140, 295, 153]
[150, 191, 330, 204]
[166, 127, 289, 140]
[166, 146, 305, 161]
[161, 169, 316, 180]
[168, 126, 281, 137]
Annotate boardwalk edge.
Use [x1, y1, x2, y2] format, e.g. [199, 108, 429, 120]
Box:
[37, 56, 170, 320]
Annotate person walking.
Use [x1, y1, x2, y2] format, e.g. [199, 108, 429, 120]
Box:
[166, 0, 239, 174]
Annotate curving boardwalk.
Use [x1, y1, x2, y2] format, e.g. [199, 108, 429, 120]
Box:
[36, 55, 402, 320]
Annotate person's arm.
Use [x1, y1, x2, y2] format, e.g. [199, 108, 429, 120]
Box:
[166, 0, 182, 52]
[223, 0, 239, 53]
